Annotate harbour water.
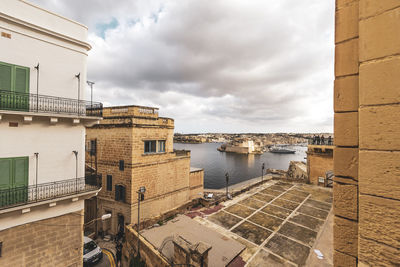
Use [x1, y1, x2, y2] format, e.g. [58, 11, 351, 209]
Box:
[174, 142, 307, 189]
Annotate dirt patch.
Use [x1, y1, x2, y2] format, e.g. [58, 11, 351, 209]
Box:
[251, 193, 275, 203]
[248, 212, 283, 231]
[269, 185, 287, 192]
[202, 204, 225, 215]
[232, 221, 272, 245]
[238, 197, 265, 209]
[289, 212, 325, 232]
[265, 234, 310, 266]
[208, 211, 242, 229]
[247, 250, 294, 267]
[261, 204, 292, 219]
[286, 189, 310, 198]
[278, 222, 317, 246]
[304, 199, 331, 211]
[225, 204, 255, 218]
[272, 198, 300, 210]
[297, 205, 329, 220]
[295, 185, 332, 204]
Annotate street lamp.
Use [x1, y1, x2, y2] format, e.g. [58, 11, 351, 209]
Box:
[137, 186, 146, 258]
[225, 173, 229, 198]
[262, 163, 265, 181]
[87, 80, 95, 109]
[73, 150, 78, 192]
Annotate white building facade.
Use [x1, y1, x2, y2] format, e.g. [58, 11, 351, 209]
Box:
[0, 1, 102, 265]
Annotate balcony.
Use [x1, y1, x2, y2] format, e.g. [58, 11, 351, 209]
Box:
[0, 90, 103, 117]
[0, 177, 100, 210]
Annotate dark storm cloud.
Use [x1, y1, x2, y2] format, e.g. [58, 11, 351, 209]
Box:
[30, 0, 334, 133]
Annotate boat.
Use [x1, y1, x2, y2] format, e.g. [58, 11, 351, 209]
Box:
[269, 147, 296, 154]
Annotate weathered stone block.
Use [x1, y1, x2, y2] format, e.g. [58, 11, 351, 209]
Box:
[333, 182, 358, 220]
[333, 250, 357, 267]
[336, 1, 359, 43]
[334, 112, 358, 147]
[334, 216, 358, 257]
[359, 195, 400, 248]
[359, 8, 400, 61]
[360, 0, 400, 19]
[334, 75, 359, 112]
[359, 105, 400, 150]
[334, 147, 358, 179]
[359, 151, 400, 200]
[359, 56, 400, 105]
[359, 236, 400, 266]
[335, 39, 359, 77]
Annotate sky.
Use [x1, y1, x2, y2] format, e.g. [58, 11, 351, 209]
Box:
[31, 0, 335, 133]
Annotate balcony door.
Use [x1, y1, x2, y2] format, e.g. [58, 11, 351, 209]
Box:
[0, 157, 29, 207]
[0, 62, 29, 111]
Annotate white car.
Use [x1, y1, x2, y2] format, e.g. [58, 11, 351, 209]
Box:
[83, 236, 103, 266]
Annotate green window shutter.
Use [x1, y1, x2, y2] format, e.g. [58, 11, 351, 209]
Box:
[14, 66, 29, 93]
[13, 157, 28, 187]
[0, 158, 12, 190]
[0, 63, 12, 91]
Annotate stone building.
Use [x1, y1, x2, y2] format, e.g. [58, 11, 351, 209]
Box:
[86, 105, 204, 235]
[333, 1, 400, 266]
[307, 143, 334, 186]
[0, 0, 102, 266]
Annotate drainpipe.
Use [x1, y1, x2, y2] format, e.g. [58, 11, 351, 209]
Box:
[73, 151, 78, 192]
[34, 153, 39, 201]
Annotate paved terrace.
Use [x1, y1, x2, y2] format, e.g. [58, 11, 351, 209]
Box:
[200, 181, 332, 266]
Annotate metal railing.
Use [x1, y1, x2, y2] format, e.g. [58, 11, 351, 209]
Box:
[0, 90, 103, 117]
[308, 138, 334, 146]
[0, 177, 100, 210]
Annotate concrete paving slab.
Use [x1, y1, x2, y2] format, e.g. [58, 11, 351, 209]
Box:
[251, 193, 275, 202]
[272, 198, 300, 210]
[247, 249, 294, 267]
[297, 205, 329, 220]
[142, 215, 245, 267]
[304, 199, 332, 211]
[280, 192, 307, 203]
[225, 204, 255, 219]
[286, 189, 310, 198]
[289, 212, 325, 232]
[208, 210, 242, 229]
[261, 204, 292, 219]
[269, 185, 287, 192]
[238, 198, 264, 209]
[248, 211, 283, 231]
[259, 188, 282, 196]
[265, 234, 310, 266]
[278, 222, 318, 246]
[232, 221, 272, 245]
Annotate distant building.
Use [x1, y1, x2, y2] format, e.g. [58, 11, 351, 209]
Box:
[0, 1, 102, 266]
[306, 140, 333, 186]
[86, 105, 204, 236]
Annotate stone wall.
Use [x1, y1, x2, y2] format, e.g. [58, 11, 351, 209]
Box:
[307, 146, 333, 185]
[0, 210, 84, 267]
[334, 1, 400, 265]
[286, 161, 308, 183]
[189, 169, 204, 199]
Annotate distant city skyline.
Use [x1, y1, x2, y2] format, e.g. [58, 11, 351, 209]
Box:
[31, 0, 335, 133]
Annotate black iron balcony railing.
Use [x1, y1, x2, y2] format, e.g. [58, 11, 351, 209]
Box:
[308, 138, 334, 146]
[0, 90, 103, 117]
[0, 177, 100, 210]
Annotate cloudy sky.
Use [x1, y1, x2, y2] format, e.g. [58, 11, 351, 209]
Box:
[31, 0, 334, 133]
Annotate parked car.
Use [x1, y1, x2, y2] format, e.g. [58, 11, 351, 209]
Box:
[83, 236, 103, 266]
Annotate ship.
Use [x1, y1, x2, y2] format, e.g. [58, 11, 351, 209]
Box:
[269, 147, 296, 154]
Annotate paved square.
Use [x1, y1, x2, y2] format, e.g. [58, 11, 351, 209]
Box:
[205, 181, 333, 266]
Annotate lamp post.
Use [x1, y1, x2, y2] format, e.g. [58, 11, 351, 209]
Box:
[137, 186, 146, 258]
[87, 80, 95, 109]
[262, 163, 265, 181]
[73, 150, 78, 192]
[225, 173, 229, 198]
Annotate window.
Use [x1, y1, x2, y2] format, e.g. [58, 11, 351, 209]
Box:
[158, 140, 166, 152]
[144, 141, 156, 153]
[119, 160, 124, 171]
[0, 62, 29, 111]
[106, 175, 112, 191]
[90, 140, 97, 156]
[0, 157, 28, 205]
[115, 185, 126, 202]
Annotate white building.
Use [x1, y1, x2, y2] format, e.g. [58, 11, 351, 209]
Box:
[0, 1, 102, 265]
